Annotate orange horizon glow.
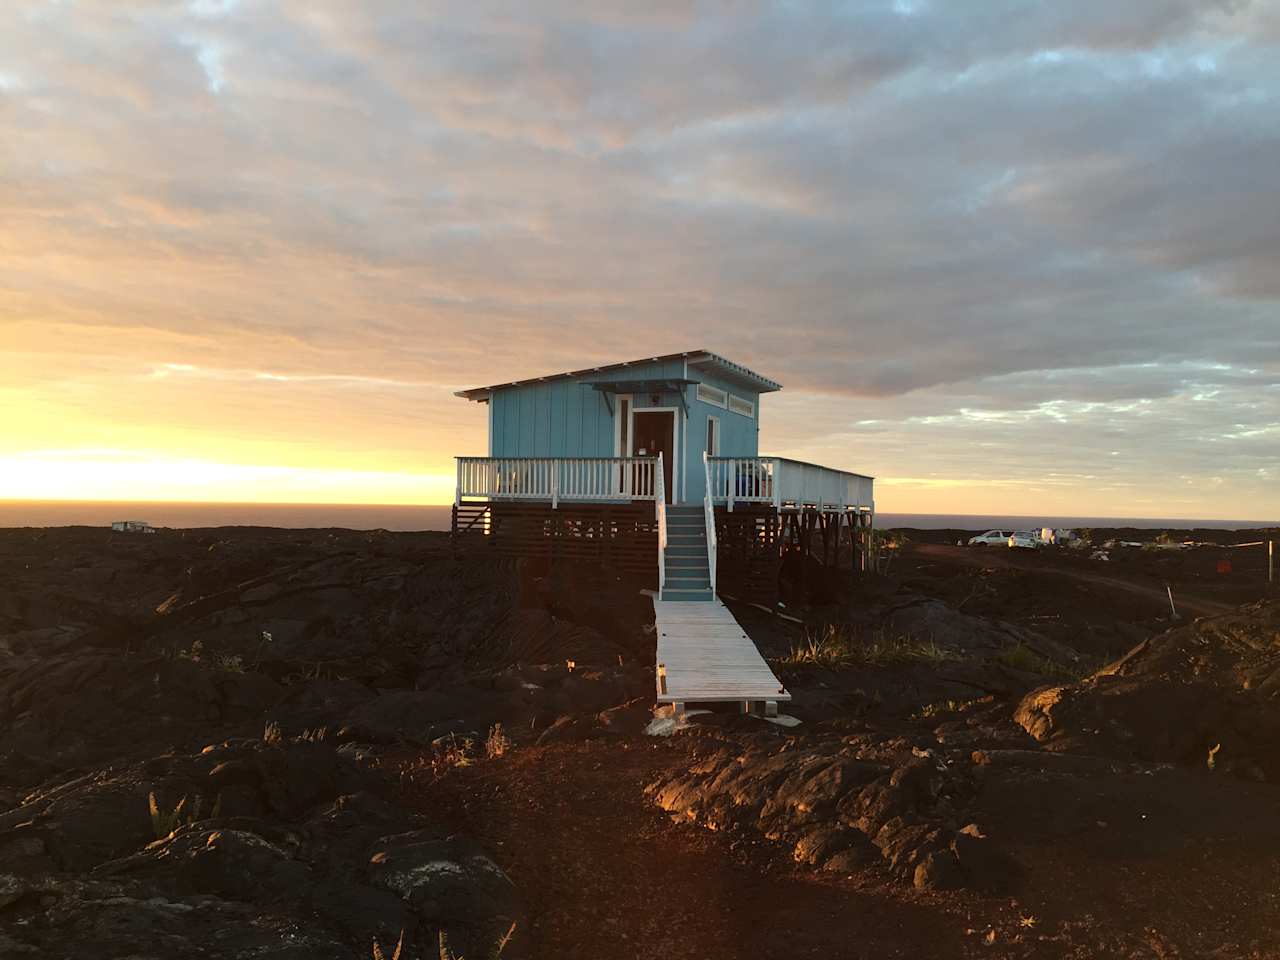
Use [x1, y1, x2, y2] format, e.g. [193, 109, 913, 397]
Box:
[1, 452, 1276, 522]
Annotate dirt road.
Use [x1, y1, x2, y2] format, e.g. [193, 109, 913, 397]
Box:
[911, 543, 1235, 618]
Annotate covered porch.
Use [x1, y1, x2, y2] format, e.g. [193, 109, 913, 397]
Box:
[452, 452, 876, 604]
[455, 454, 873, 518]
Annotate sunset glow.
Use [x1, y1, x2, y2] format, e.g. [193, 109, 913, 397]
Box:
[2, 3, 1277, 520]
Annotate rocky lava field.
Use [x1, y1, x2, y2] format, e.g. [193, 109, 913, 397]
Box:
[1, 524, 1278, 959]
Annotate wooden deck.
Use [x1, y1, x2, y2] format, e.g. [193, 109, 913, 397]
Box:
[653, 598, 790, 711]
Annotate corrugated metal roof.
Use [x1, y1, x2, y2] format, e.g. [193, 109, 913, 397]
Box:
[454, 350, 783, 402]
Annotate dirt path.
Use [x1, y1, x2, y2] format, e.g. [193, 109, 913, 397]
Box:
[418, 738, 1003, 960]
[912, 543, 1236, 618]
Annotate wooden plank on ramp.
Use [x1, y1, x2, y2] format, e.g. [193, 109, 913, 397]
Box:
[653, 597, 790, 706]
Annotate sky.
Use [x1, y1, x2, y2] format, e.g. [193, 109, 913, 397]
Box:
[1, 1, 1278, 520]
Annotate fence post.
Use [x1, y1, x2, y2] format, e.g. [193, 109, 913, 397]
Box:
[454, 459, 462, 507]
[1270, 539, 1274, 585]
[551, 461, 559, 509]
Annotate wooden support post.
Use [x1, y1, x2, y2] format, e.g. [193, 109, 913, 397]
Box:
[848, 512, 857, 580]
[1270, 539, 1275, 585]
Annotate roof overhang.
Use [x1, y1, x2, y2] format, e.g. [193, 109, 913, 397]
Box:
[454, 349, 782, 402]
[587, 378, 697, 416]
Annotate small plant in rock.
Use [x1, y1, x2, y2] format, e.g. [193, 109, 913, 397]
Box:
[176, 639, 204, 663]
[914, 698, 972, 720]
[995, 643, 1090, 680]
[485, 723, 511, 759]
[148, 792, 221, 839]
[437, 921, 516, 960]
[149, 792, 188, 839]
[372, 929, 404, 960]
[400, 734, 479, 793]
[435, 733, 477, 770]
[214, 652, 244, 673]
[263, 719, 284, 744]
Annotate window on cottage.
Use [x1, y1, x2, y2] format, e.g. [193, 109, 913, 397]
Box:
[706, 416, 719, 456]
[696, 383, 727, 407]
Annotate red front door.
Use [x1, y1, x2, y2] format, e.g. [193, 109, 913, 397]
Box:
[632, 411, 674, 503]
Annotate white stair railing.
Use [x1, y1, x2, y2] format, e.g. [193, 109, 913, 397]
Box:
[702, 451, 717, 595]
[655, 453, 667, 592]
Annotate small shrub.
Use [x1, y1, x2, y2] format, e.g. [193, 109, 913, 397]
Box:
[214, 653, 244, 673]
[995, 644, 1089, 680]
[774, 625, 959, 670]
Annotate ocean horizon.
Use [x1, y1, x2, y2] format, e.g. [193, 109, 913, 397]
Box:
[0, 499, 1274, 532]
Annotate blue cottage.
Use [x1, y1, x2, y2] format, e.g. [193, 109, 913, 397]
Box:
[457, 350, 784, 505]
[453, 350, 874, 603]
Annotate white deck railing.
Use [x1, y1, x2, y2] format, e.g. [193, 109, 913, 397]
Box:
[456, 456, 658, 506]
[706, 456, 874, 512]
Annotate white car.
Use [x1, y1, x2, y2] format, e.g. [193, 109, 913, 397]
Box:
[968, 530, 1011, 546]
[1008, 531, 1041, 549]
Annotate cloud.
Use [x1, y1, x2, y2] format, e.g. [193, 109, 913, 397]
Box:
[0, 0, 1276, 517]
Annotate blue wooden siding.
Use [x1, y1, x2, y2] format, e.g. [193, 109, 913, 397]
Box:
[487, 359, 760, 503]
[682, 370, 759, 504]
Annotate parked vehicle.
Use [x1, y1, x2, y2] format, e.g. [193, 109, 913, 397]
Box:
[968, 530, 1011, 546]
[1008, 531, 1041, 549]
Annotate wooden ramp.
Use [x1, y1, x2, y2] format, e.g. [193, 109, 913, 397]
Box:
[653, 597, 790, 712]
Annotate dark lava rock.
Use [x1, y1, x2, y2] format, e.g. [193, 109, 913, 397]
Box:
[341, 689, 501, 746]
[950, 822, 1015, 891]
[0, 653, 282, 777]
[102, 825, 312, 902]
[1, 730, 525, 958]
[1015, 600, 1280, 779]
[648, 735, 988, 886]
[368, 831, 523, 959]
[913, 848, 963, 890]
